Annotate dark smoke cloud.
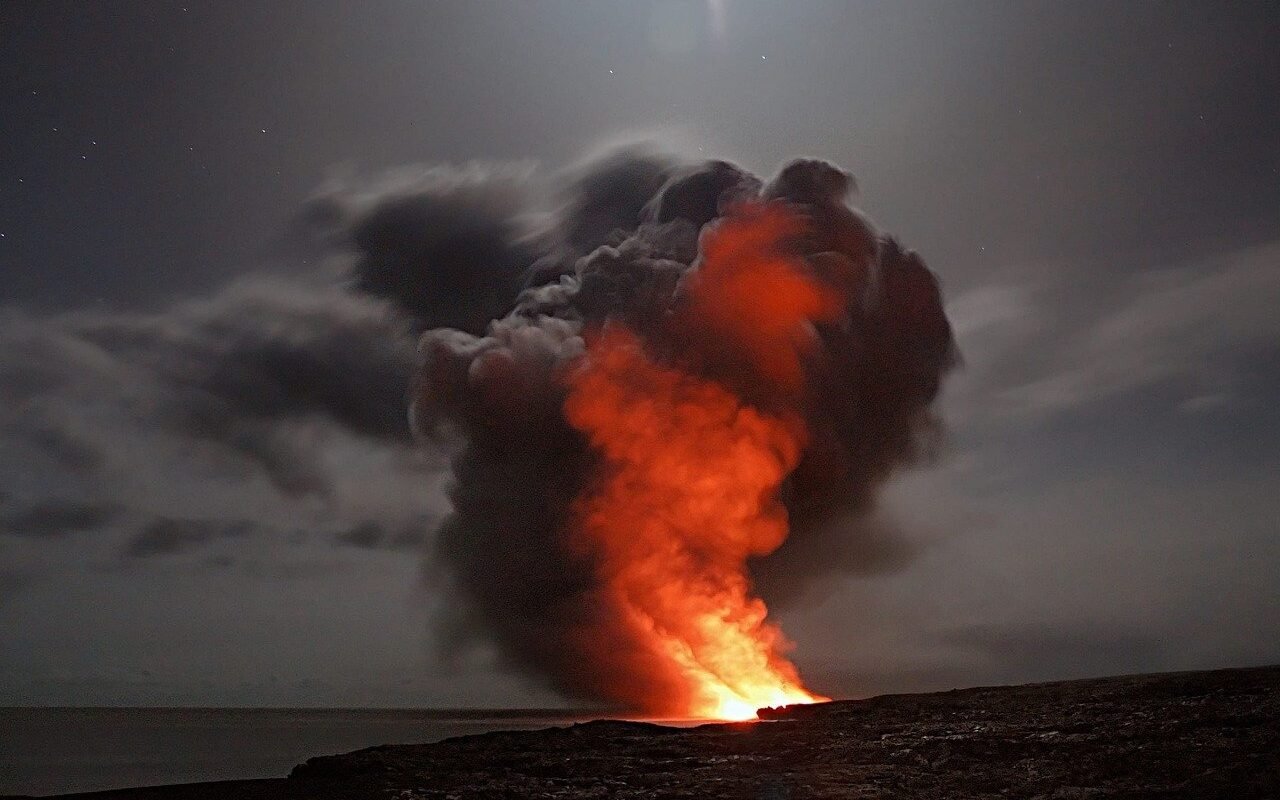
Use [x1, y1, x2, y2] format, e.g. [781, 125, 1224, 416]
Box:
[405, 150, 956, 708]
[555, 146, 677, 255]
[310, 164, 543, 335]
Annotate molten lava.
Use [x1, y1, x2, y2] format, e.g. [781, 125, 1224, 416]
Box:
[563, 204, 837, 719]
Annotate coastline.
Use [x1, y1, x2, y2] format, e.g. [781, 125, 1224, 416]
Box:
[16, 665, 1279, 799]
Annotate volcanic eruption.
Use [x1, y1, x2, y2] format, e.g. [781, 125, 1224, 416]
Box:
[390, 152, 955, 719]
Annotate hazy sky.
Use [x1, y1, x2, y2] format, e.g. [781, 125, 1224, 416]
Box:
[2, 0, 1278, 707]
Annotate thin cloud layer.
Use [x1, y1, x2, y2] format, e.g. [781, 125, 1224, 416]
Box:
[942, 239, 1280, 427]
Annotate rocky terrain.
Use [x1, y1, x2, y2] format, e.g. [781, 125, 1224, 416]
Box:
[38, 665, 1280, 799]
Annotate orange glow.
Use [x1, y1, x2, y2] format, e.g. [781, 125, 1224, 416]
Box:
[683, 202, 844, 392]
[563, 204, 834, 719]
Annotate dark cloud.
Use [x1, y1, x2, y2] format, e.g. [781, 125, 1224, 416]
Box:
[987, 241, 1280, 420]
[0, 360, 67, 406]
[187, 312, 414, 442]
[335, 521, 385, 549]
[15, 425, 104, 474]
[0, 276, 448, 593]
[644, 159, 760, 231]
[411, 153, 956, 710]
[333, 517, 432, 551]
[504, 147, 692, 295]
[556, 145, 678, 255]
[311, 164, 543, 334]
[1, 500, 117, 538]
[123, 517, 256, 558]
[0, 280, 417, 502]
[0, 569, 34, 606]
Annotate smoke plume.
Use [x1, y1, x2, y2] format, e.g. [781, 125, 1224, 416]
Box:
[385, 149, 956, 715]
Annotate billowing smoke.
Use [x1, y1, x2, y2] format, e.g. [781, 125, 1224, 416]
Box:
[373, 149, 956, 714]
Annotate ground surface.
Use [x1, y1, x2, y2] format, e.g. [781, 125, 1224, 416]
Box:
[32, 665, 1280, 799]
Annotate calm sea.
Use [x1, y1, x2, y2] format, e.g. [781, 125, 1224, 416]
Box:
[0, 707, 595, 797]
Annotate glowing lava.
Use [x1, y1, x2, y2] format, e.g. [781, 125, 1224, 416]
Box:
[563, 205, 835, 720]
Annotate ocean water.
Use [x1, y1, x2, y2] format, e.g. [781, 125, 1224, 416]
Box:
[0, 707, 595, 797]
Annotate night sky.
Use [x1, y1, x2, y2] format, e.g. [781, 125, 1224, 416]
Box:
[2, 1, 1279, 707]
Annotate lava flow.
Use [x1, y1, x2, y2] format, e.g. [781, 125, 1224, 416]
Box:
[563, 205, 836, 719]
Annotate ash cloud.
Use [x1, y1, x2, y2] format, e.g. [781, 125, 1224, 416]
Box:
[406, 150, 956, 708]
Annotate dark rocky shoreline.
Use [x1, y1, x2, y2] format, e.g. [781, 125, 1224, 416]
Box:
[29, 665, 1280, 799]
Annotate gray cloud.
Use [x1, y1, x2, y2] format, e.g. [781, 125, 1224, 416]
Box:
[333, 517, 431, 551]
[334, 521, 384, 550]
[555, 145, 678, 255]
[124, 517, 256, 558]
[0, 276, 449, 577]
[0, 279, 417, 501]
[6, 425, 104, 474]
[0, 569, 34, 606]
[1, 500, 118, 539]
[942, 238, 1280, 428]
[311, 163, 543, 335]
